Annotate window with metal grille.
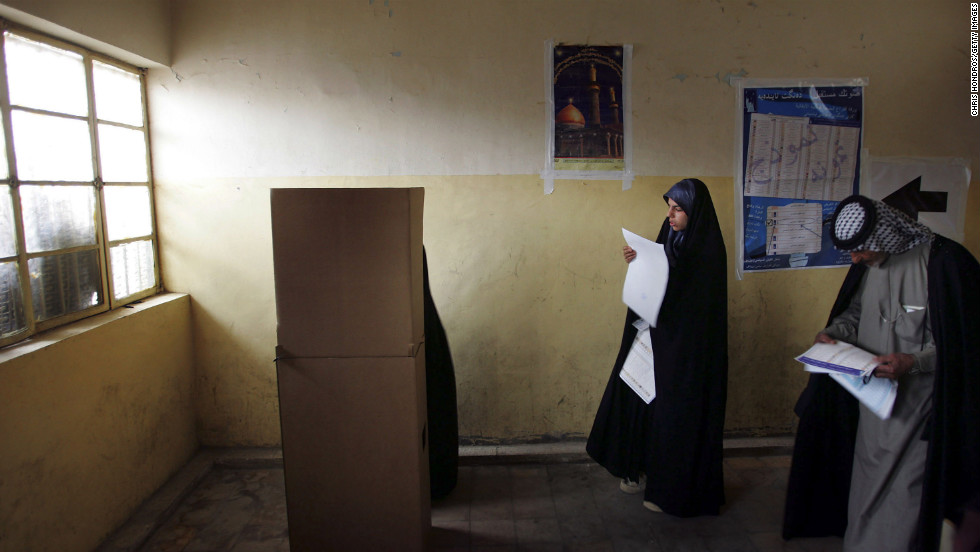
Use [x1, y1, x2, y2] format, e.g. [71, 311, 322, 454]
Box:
[0, 24, 159, 347]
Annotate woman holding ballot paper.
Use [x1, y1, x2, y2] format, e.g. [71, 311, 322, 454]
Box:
[586, 178, 728, 517]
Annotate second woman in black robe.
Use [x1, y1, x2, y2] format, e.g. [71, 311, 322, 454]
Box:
[586, 178, 729, 517]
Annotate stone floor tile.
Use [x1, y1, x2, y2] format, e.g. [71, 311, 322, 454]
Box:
[471, 494, 516, 521]
[563, 540, 616, 551]
[109, 451, 846, 552]
[431, 520, 471, 548]
[433, 492, 472, 522]
[611, 535, 663, 552]
[724, 456, 767, 470]
[514, 517, 563, 545]
[470, 518, 518, 546]
[514, 493, 557, 519]
[761, 455, 793, 468]
[702, 533, 758, 551]
[558, 514, 610, 544]
[515, 544, 563, 552]
[228, 536, 289, 552]
[552, 487, 602, 520]
[655, 533, 709, 552]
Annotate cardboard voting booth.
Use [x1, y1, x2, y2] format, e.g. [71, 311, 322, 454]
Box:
[271, 188, 430, 551]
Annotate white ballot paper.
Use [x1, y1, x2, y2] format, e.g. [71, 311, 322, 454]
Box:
[826, 372, 898, 420]
[795, 342, 898, 420]
[795, 341, 878, 377]
[621, 228, 669, 327]
[620, 318, 656, 403]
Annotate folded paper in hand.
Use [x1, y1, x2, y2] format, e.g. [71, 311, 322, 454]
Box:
[620, 318, 656, 404]
[795, 341, 897, 420]
[826, 371, 897, 420]
[795, 341, 877, 377]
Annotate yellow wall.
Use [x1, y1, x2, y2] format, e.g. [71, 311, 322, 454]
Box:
[0, 294, 197, 552]
[0, 4, 191, 552]
[2, 0, 978, 493]
[0, 3, 976, 550]
[148, 0, 979, 445]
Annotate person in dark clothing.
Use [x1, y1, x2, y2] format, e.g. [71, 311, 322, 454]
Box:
[423, 248, 459, 499]
[587, 178, 728, 517]
[783, 195, 980, 552]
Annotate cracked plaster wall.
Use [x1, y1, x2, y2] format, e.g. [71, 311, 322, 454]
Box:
[151, 0, 978, 446]
[6, 1, 977, 452]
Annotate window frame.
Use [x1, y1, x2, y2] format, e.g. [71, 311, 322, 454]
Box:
[0, 21, 160, 348]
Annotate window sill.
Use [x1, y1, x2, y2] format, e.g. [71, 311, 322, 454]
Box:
[0, 292, 189, 365]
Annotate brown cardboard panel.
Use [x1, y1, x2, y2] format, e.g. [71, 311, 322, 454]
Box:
[270, 187, 424, 358]
[276, 350, 430, 552]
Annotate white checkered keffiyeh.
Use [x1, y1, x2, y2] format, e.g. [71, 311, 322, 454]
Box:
[832, 196, 933, 254]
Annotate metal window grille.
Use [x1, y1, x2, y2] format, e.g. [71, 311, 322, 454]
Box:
[0, 23, 159, 347]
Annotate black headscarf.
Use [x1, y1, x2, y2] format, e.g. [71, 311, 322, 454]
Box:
[661, 178, 724, 267]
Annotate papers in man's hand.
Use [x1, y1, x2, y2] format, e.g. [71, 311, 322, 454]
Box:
[619, 318, 656, 403]
[795, 341, 897, 420]
[796, 341, 877, 377]
[826, 371, 898, 420]
[621, 228, 669, 327]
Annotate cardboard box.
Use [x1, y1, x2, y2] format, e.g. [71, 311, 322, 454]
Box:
[270, 188, 424, 358]
[276, 350, 430, 552]
[271, 187, 430, 550]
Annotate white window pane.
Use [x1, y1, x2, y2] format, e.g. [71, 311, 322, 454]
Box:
[104, 185, 152, 240]
[4, 33, 88, 116]
[0, 185, 16, 257]
[110, 240, 154, 299]
[0, 125, 8, 179]
[0, 260, 27, 336]
[29, 249, 102, 321]
[19, 185, 96, 253]
[12, 111, 93, 182]
[94, 61, 143, 127]
[99, 125, 148, 182]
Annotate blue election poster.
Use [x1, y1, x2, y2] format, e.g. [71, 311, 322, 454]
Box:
[736, 81, 865, 275]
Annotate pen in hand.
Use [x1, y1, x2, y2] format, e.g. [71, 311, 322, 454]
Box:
[871, 353, 915, 380]
[862, 369, 876, 384]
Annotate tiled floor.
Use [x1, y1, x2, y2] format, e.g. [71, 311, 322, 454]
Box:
[141, 468, 289, 552]
[427, 456, 840, 552]
[101, 445, 843, 552]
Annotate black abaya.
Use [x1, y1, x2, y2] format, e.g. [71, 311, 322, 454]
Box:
[587, 178, 729, 517]
[423, 249, 459, 499]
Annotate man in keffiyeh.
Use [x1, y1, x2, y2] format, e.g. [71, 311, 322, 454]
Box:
[783, 195, 980, 552]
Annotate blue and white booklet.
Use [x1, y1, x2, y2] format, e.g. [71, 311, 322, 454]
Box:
[796, 341, 897, 419]
[796, 341, 877, 377]
[827, 370, 898, 420]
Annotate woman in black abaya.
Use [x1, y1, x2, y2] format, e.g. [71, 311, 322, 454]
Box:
[586, 178, 728, 517]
